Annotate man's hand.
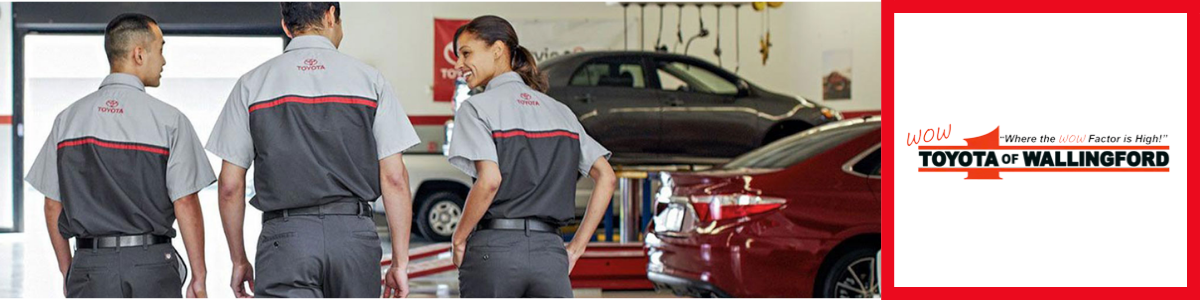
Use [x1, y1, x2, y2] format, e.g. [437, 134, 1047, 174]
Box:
[566, 245, 585, 274]
[378, 153, 414, 298]
[217, 162, 251, 298]
[187, 274, 207, 298]
[382, 265, 409, 298]
[45, 198, 73, 296]
[173, 194, 207, 298]
[62, 269, 68, 296]
[230, 259, 254, 298]
[452, 238, 467, 267]
[60, 262, 71, 296]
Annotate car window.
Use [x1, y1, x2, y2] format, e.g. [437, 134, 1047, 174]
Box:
[655, 61, 738, 95]
[723, 122, 880, 170]
[570, 61, 645, 88]
[851, 147, 881, 177]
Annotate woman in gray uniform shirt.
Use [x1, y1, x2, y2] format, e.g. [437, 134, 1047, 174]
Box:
[445, 15, 617, 298]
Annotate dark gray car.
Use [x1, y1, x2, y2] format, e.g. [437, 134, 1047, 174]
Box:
[540, 51, 842, 165]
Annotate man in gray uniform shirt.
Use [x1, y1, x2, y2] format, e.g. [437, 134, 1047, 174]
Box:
[206, 2, 419, 298]
[25, 13, 215, 298]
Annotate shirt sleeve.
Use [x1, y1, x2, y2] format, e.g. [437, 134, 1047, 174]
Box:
[25, 121, 61, 201]
[205, 79, 255, 169]
[577, 124, 611, 177]
[446, 101, 498, 178]
[167, 114, 218, 201]
[373, 73, 422, 160]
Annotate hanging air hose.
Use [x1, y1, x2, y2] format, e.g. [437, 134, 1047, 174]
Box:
[684, 4, 709, 57]
[734, 3, 741, 74]
[639, 3, 646, 51]
[654, 4, 667, 52]
[622, 3, 629, 51]
[714, 4, 723, 67]
[674, 3, 684, 52]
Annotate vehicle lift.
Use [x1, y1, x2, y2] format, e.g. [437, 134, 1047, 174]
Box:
[380, 164, 707, 291]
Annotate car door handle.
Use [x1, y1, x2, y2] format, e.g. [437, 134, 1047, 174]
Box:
[666, 98, 684, 106]
[575, 94, 592, 103]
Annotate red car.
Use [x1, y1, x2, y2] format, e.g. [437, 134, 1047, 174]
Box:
[646, 116, 881, 298]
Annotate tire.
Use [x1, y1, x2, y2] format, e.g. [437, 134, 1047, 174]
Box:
[815, 247, 880, 298]
[415, 191, 465, 242]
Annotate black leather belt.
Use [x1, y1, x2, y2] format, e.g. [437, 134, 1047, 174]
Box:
[263, 200, 373, 223]
[477, 218, 560, 234]
[76, 234, 171, 249]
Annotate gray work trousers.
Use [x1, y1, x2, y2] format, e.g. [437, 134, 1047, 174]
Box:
[458, 229, 573, 298]
[66, 243, 186, 298]
[254, 214, 382, 298]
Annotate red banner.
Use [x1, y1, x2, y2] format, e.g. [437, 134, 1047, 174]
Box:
[433, 18, 469, 102]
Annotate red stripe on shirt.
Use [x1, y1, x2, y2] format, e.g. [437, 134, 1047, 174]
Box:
[492, 130, 580, 140]
[248, 96, 378, 113]
[57, 138, 169, 156]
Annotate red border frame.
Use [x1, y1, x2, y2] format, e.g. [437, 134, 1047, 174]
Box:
[886, 1, 1193, 298]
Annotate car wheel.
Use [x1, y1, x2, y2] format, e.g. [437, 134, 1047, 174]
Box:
[816, 247, 880, 298]
[415, 191, 464, 242]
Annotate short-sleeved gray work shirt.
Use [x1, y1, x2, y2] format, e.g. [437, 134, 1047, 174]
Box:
[447, 72, 611, 226]
[206, 35, 420, 212]
[25, 73, 217, 238]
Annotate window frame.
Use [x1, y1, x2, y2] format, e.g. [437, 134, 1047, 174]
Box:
[843, 144, 883, 179]
[648, 56, 742, 96]
[567, 56, 649, 89]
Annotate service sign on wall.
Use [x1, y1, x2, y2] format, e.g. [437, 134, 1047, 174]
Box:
[433, 18, 627, 102]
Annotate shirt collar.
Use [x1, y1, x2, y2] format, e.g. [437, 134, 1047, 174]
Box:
[486, 71, 525, 91]
[99, 73, 146, 91]
[285, 35, 337, 52]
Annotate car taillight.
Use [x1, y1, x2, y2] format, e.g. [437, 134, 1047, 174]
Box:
[689, 194, 785, 222]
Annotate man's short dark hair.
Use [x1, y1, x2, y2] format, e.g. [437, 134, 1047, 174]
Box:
[281, 2, 340, 34]
[104, 13, 158, 65]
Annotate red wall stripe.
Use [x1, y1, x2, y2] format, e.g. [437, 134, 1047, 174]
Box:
[57, 138, 169, 156]
[409, 115, 453, 125]
[841, 110, 881, 119]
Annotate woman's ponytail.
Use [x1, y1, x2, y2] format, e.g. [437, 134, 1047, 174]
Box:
[512, 45, 548, 93]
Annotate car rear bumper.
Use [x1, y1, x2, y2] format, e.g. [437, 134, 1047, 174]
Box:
[648, 271, 732, 298]
[644, 213, 829, 297]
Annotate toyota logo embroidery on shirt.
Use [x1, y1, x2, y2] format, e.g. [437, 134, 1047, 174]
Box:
[99, 99, 124, 114]
[298, 58, 326, 71]
[517, 93, 540, 106]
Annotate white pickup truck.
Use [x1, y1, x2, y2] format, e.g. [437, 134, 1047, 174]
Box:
[372, 153, 595, 242]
